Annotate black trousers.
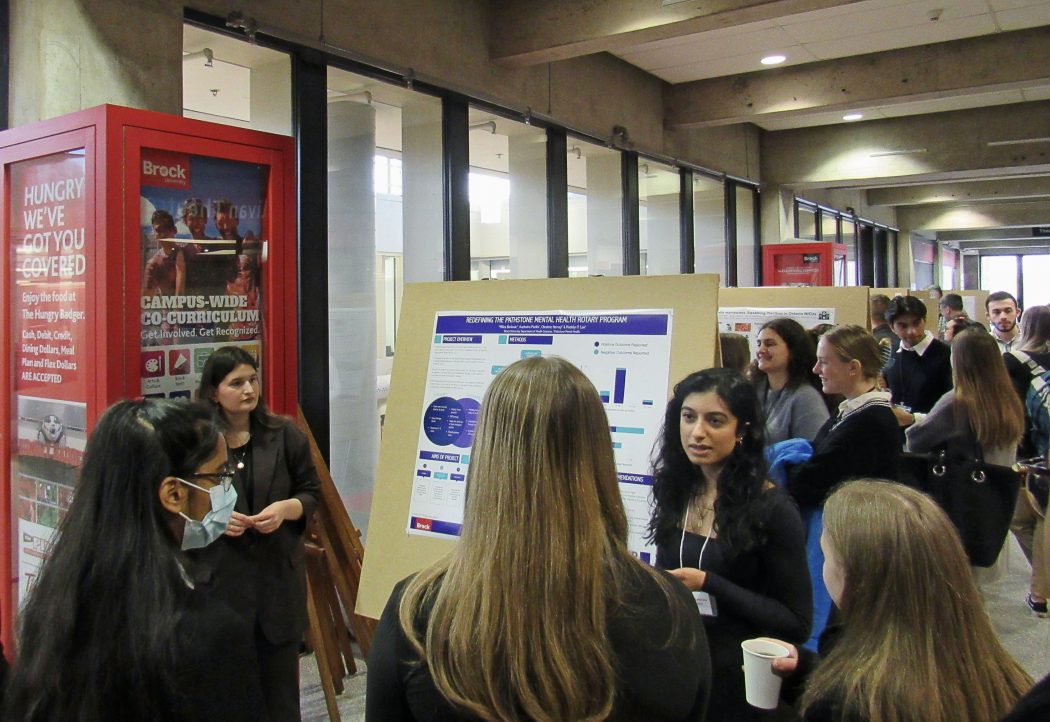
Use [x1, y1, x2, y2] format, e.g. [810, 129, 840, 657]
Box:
[255, 624, 302, 722]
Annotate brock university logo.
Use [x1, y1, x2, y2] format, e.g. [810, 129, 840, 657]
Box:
[140, 149, 192, 190]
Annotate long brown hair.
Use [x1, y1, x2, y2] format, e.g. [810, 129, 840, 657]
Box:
[398, 356, 679, 721]
[951, 329, 1024, 448]
[801, 481, 1031, 722]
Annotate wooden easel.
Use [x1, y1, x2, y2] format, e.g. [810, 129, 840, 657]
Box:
[296, 408, 377, 720]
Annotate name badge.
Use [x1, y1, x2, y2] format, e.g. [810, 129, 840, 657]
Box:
[693, 590, 718, 617]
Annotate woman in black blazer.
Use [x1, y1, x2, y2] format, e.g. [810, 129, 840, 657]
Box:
[196, 346, 321, 722]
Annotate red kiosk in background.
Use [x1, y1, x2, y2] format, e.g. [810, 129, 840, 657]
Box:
[0, 105, 297, 652]
[763, 241, 848, 286]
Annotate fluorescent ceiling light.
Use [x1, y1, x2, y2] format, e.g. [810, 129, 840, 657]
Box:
[842, 113, 863, 121]
[761, 54, 786, 66]
[869, 148, 927, 157]
[986, 137, 1050, 147]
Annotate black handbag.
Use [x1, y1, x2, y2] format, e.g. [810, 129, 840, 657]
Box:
[899, 434, 1022, 567]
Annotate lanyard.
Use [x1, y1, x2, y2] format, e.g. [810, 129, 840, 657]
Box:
[679, 501, 712, 571]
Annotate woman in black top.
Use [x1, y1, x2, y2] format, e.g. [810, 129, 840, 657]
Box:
[367, 356, 711, 722]
[787, 325, 900, 508]
[4, 399, 263, 721]
[651, 368, 811, 722]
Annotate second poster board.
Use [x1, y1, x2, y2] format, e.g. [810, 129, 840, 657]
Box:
[357, 274, 720, 619]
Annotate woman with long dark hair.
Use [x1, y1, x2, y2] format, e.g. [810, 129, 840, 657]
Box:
[772, 480, 1031, 722]
[196, 346, 321, 721]
[367, 356, 711, 722]
[752, 318, 829, 443]
[650, 367, 811, 721]
[4, 399, 262, 721]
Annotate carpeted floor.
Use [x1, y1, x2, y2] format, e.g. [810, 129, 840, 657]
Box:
[298, 534, 1050, 721]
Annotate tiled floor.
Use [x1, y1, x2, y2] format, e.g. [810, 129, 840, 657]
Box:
[299, 534, 1050, 721]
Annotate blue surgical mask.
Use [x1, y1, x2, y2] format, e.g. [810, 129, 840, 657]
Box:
[178, 478, 238, 550]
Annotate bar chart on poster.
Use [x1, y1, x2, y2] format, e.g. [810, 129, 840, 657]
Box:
[407, 309, 673, 561]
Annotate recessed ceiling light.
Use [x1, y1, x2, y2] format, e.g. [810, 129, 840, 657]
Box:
[760, 54, 786, 66]
[842, 113, 863, 121]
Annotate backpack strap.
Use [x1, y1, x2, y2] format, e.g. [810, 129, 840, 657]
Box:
[1010, 350, 1049, 377]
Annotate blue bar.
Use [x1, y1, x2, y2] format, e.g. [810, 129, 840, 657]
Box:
[642, 399, 654, 406]
[617, 472, 654, 485]
[520, 349, 542, 358]
[609, 426, 645, 434]
[416, 469, 432, 477]
[612, 442, 622, 449]
[614, 368, 626, 404]
[451, 474, 466, 481]
[599, 391, 610, 403]
[410, 516, 463, 536]
[420, 450, 460, 462]
[441, 335, 482, 344]
[434, 473, 448, 480]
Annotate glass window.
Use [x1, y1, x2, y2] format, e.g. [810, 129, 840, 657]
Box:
[326, 67, 443, 538]
[735, 186, 757, 286]
[820, 211, 839, 243]
[980, 256, 1018, 299]
[568, 138, 623, 276]
[468, 111, 547, 280]
[639, 160, 680, 276]
[693, 174, 726, 283]
[1022, 255, 1050, 307]
[182, 25, 292, 135]
[796, 203, 817, 241]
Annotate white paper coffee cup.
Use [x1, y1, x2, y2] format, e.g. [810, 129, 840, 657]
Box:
[741, 638, 790, 709]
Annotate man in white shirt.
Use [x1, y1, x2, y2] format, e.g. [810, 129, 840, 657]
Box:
[987, 291, 1021, 353]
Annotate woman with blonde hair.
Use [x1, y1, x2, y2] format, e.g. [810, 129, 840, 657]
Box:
[366, 356, 711, 722]
[787, 325, 900, 507]
[771, 480, 1031, 722]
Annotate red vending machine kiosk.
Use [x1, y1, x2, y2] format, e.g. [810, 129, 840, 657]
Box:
[763, 241, 848, 286]
[0, 105, 297, 650]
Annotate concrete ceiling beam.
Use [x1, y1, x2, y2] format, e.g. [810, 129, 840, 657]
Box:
[938, 228, 1048, 243]
[665, 27, 1050, 128]
[489, 0, 864, 67]
[867, 177, 1050, 207]
[761, 100, 1050, 187]
[898, 199, 1050, 232]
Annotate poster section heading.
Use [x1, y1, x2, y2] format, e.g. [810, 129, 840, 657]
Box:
[408, 309, 675, 563]
[139, 150, 268, 397]
[718, 307, 837, 348]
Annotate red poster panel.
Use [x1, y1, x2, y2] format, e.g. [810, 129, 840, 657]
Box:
[763, 243, 848, 287]
[8, 150, 91, 602]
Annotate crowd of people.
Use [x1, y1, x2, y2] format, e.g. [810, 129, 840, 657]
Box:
[4, 291, 1050, 721]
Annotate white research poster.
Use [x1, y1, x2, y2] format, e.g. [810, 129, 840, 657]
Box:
[718, 307, 837, 349]
[407, 309, 674, 563]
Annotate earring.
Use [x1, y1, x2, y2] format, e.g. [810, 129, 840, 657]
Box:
[735, 437, 744, 446]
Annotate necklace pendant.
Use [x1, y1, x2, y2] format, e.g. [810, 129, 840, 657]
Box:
[236, 460, 245, 470]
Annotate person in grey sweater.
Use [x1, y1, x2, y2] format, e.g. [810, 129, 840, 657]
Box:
[753, 318, 830, 444]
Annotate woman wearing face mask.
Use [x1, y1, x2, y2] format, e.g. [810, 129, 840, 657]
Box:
[752, 318, 829, 444]
[768, 480, 1031, 722]
[650, 367, 811, 721]
[196, 346, 321, 722]
[4, 399, 263, 721]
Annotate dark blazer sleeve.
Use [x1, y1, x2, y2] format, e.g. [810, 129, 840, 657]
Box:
[702, 492, 812, 643]
[281, 423, 321, 526]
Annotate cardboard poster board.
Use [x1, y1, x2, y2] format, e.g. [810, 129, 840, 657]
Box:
[719, 286, 871, 332]
[357, 274, 720, 619]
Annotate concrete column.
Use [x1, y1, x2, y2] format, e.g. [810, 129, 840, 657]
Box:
[508, 133, 548, 278]
[327, 100, 379, 537]
[586, 153, 623, 276]
[402, 99, 444, 282]
[249, 58, 293, 136]
[962, 254, 980, 290]
[9, 0, 181, 126]
[643, 191, 679, 275]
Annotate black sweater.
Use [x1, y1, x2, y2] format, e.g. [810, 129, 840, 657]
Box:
[788, 400, 902, 508]
[885, 337, 953, 414]
[366, 563, 711, 722]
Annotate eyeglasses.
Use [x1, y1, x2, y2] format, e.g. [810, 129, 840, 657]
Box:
[185, 468, 235, 491]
